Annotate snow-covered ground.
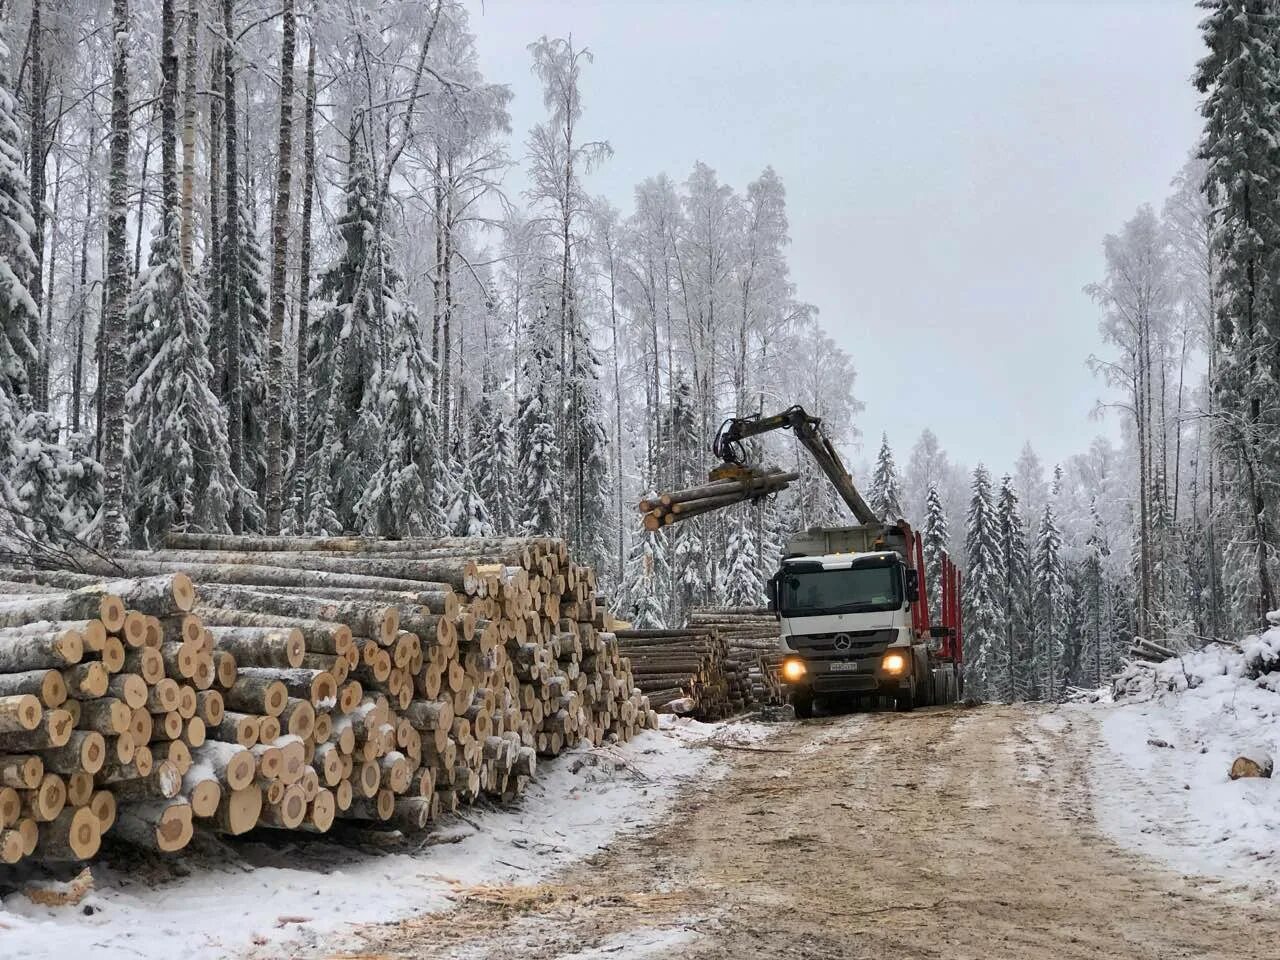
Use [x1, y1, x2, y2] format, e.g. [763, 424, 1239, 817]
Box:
[1081, 637, 1280, 896]
[0, 717, 773, 960]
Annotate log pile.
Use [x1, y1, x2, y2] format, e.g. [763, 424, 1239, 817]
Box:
[686, 607, 786, 706]
[1127, 637, 1178, 664]
[614, 628, 745, 720]
[0, 536, 656, 866]
[638, 470, 799, 531]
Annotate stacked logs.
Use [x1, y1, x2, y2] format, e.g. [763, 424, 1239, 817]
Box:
[614, 628, 742, 720]
[0, 536, 656, 866]
[1127, 637, 1178, 664]
[0, 572, 201, 864]
[686, 608, 786, 706]
[638, 469, 799, 531]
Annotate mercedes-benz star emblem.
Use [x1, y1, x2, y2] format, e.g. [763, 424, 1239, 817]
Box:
[833, 633, 853, 651]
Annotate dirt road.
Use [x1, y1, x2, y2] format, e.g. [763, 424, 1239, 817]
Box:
[335, 705, 1280, 959]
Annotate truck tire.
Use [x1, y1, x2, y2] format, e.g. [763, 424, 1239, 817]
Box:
[792, 691, 815, 719]
[895, 683, 916, 712]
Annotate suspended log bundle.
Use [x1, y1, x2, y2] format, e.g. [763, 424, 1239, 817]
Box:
[686, 607, 786, 706]
[0, 537, 655, 867]
[638, 469, 799, 530]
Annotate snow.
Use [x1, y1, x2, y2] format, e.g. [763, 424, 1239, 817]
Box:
[0, 717, 771, 959]
[1085, 640, 1280, 896]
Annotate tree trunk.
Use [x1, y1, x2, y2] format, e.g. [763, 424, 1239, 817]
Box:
[180, 0, 198, 269]
[99, 0, 131, 548]
[160, 0, 179, 228]
[208, 43, 224, 388]
[38, 133, 61, 411]
[291, 41, 316, 529]
[221, 0, 245, 533]
[132, 101, 155, 278]
[265, 0, 296, 533]
[27, 0, 46, 405]
[72, 125, 94, 434]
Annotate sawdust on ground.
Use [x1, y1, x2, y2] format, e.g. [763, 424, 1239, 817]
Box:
[323, 704, 1280, 959]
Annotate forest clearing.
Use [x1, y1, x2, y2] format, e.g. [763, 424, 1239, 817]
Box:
[3, 1, 1280, 958]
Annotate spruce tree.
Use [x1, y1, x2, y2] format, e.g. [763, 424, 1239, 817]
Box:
[995, 475, 1032, 700]
[0, 30, 42, 514]
[59, 433, 103, 539]
[1080, 501, 1109, 687]
[471, 377, 515, 535]
[564, 322, 611, 568]
[124, 0, 236, 547]
[11, 396, 67, 541]
[869, 433, 904, 521]
[673, 516, 711, 619]
[355, 295, 445, 537]
[754, 496, 785, 592]
[1063, 560, 1091, 689]
[308, 122, 383, 531]
[724, 510, 763, 607]
[1034, 503, 1067, 699]
[618, 492, 670, 628]
[516, 308, 560, 536]
[231, 201, 270, 512]
[964, 465, 1002, 700]
[448, 441, 493, 537]
[922, 483, 949, 622]
[1194, 0, 1280, 624]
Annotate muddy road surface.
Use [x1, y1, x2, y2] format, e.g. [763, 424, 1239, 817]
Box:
[330, 705, 1280, 959]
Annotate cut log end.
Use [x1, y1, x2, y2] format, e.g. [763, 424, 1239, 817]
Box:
[0, 693, 42, 732]
[1230, 751, 1274, 781]
[39, 806, 101, 861]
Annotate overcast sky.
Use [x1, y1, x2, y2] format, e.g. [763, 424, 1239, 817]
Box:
[465, 0, 1205, 473]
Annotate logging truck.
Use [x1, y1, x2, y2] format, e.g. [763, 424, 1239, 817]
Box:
[640, 405, 964, 717]
[767, 522, 963, 716]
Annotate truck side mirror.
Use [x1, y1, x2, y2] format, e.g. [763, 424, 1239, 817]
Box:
[765, 576, 777, 612]
[905, 568, 920, 604]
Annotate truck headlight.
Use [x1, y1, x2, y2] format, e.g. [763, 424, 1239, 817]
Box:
[881, 652, 907, 675]
[782, 657, 807, 682]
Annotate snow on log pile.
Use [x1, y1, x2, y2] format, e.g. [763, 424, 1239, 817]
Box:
[0, 536, 656, 867]
[686, 607, 785, 706]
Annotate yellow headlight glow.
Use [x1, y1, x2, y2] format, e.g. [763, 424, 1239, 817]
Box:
[782, 658, 807, 682]
[881, 652, 907, 675]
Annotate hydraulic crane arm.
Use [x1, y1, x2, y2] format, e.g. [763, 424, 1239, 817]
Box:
[712, 405, 880, 526]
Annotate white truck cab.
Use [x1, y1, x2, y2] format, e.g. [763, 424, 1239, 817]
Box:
[767, 524, 953, 716]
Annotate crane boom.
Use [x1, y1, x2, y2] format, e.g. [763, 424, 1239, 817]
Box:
[712, 406, 880, 526]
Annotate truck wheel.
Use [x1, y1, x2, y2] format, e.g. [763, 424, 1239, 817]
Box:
[895, 683, 916, 712]
[920, 673, 935, 708]
[792, 691, 814, 719]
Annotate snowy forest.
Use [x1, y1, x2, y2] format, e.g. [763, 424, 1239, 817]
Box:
[0, 3, 854, 614]
[0, 0, 1269, 702]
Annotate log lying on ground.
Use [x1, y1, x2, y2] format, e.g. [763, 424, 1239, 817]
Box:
[1230, 750, 1274, 780]
[1127, 637, 1180, 664]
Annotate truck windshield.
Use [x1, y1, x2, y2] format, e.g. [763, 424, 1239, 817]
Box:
[778, 564, 902, 616]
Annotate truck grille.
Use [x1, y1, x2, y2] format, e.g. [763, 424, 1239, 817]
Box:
[787, 629, 895, 657]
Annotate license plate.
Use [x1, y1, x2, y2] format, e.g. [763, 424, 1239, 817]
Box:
[829, 661, 860, 672]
